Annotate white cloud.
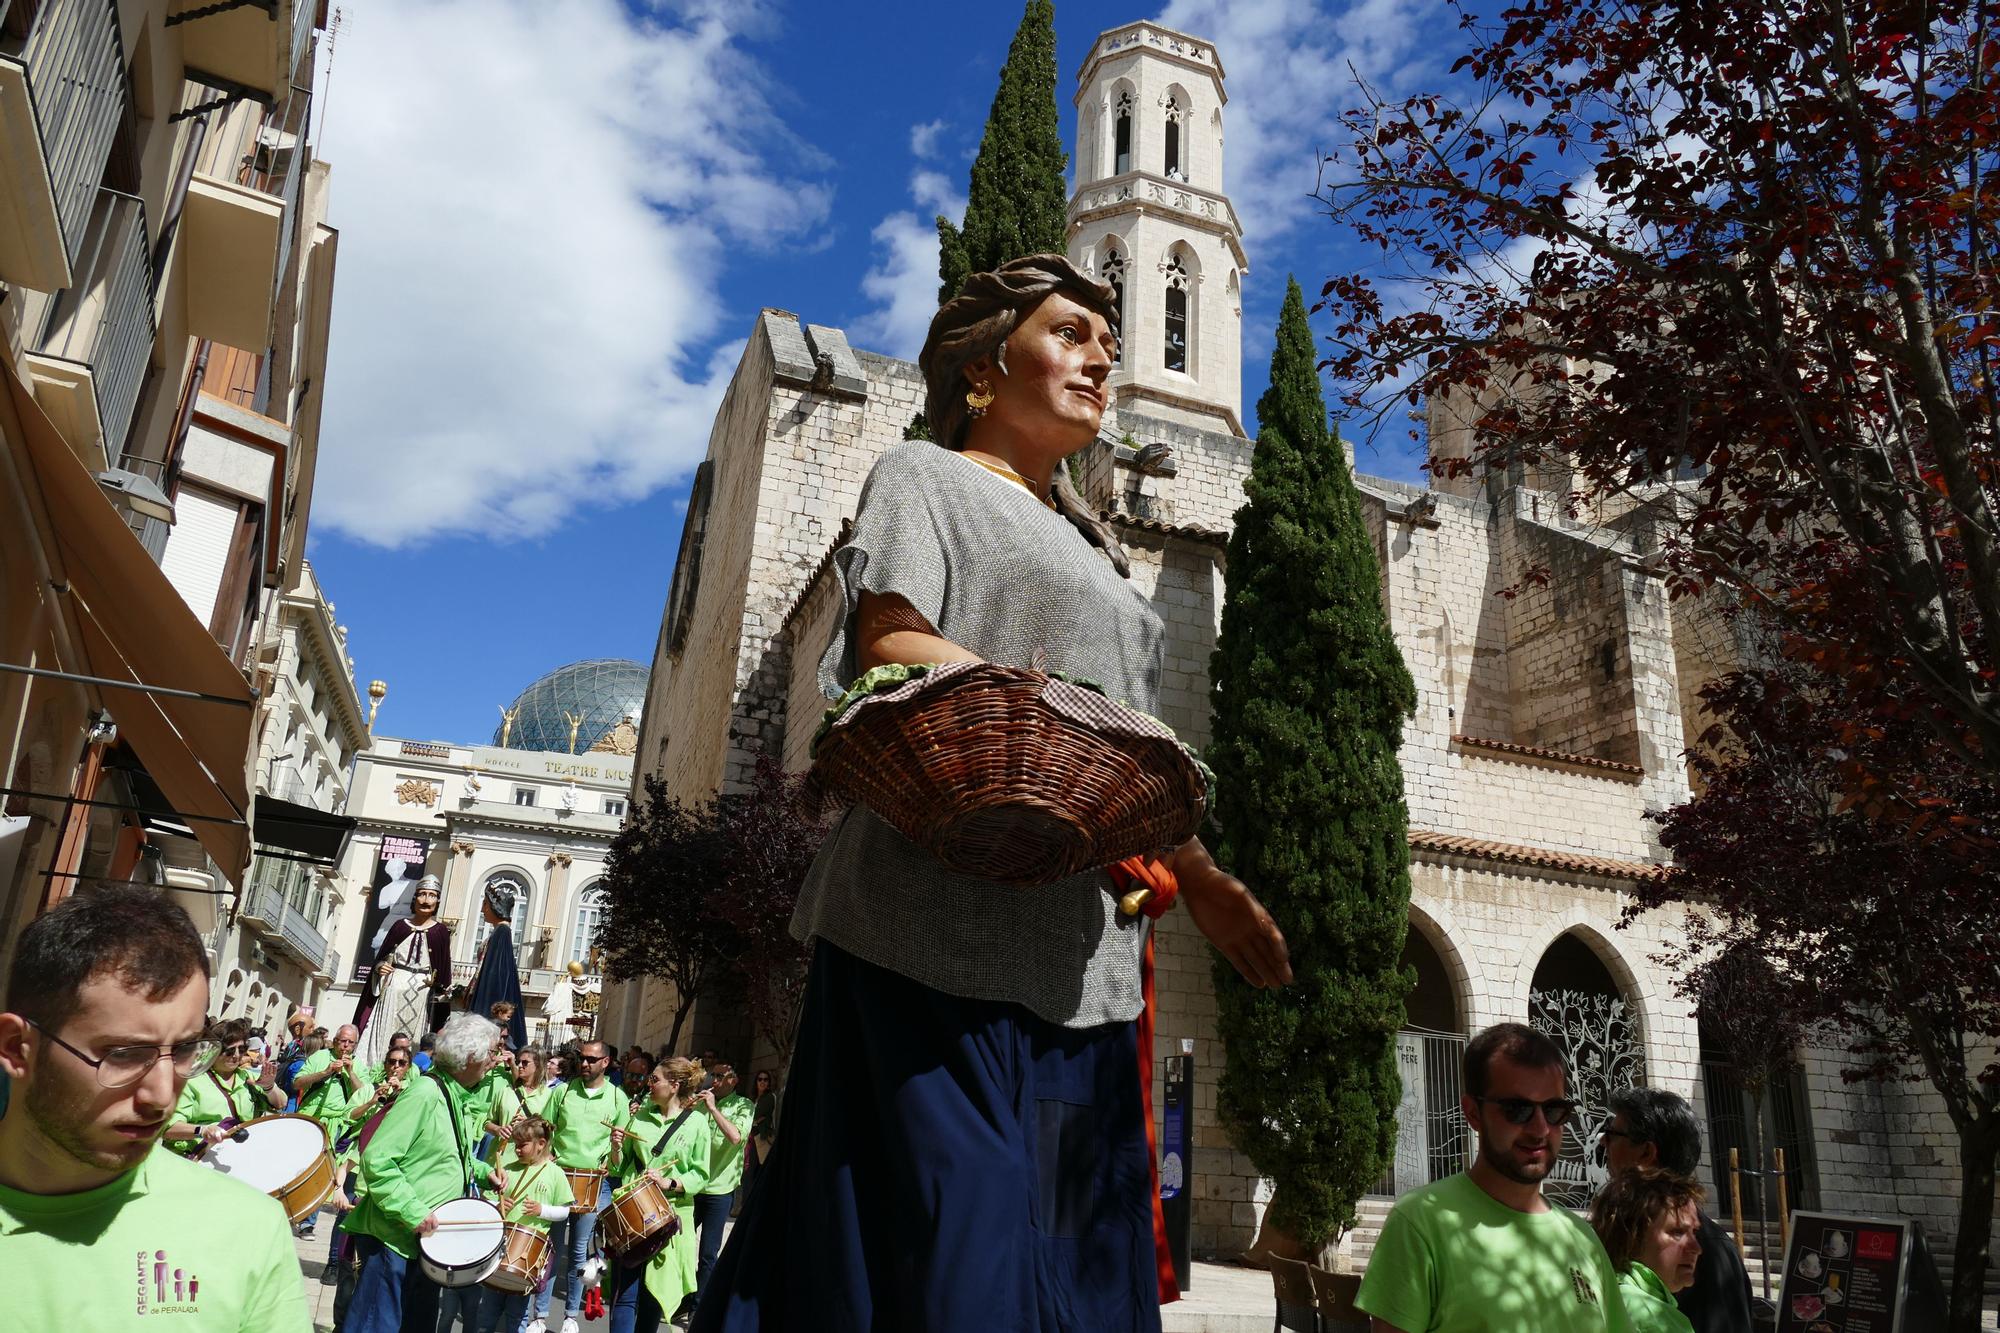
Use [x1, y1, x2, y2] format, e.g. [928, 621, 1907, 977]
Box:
[909, 118, 948, 158]
[310, 1, 831, 547]
[1152, 0, 1452, 246]
[849, 169, 969, 360]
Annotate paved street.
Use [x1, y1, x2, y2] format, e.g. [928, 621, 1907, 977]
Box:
[292, 1225, 1277, 1333]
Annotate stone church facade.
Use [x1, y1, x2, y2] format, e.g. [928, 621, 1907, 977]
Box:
[601, 20, 1972, 1268]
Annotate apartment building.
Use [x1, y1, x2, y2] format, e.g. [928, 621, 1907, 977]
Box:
[0, 0, 352, 1028]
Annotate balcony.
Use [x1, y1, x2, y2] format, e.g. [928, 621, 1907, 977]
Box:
[170, 0, 316, 102]
[182, 78, 309, 350]
[449, 958, 573, 999]
[24, 187, 155, 468]
[0, 0, 125, 292]
[240, 876, 330, 976]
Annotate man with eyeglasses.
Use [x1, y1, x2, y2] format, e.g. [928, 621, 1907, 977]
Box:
[0, 886, 312, 1329]
[534, 1037, 632, 1333]
[1357, 1022, 1633, 1332]
[1598, 1088, 1753, 1333]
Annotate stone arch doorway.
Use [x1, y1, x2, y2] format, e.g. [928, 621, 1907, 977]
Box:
[1528, 931, 1647, 1206]
[1382, 908, 1476, 1196]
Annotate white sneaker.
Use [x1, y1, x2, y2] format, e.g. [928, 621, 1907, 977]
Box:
[523, 1323, 546, 1333]
[559, 1319, 580, 1333]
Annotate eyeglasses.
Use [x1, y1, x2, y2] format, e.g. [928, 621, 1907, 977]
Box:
[1475, 1096, 1580, 1127]
[24, 1019, 220, 1090]
[1593, 1126, 1642, 1165]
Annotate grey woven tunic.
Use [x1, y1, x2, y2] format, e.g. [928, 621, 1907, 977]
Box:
[791, 440, 1168, 1028]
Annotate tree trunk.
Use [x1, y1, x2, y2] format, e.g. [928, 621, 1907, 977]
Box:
[665, 997, 690, 1054]
[1947, 1119, 1998, 1333]
[1243, 1185, 1337, 1269]
[1749, 1088, 1771, 1303]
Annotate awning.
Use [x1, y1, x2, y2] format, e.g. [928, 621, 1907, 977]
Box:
[2, 357, 256, 882]
[252, 792, 356, 865]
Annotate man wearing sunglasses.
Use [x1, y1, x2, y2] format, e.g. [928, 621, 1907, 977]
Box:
[1357, 1022, 1633, 1332]
[0, 886, 312, 1330]
[1598, 1088, 1753, 1333]
[534, 1038, 632, 1333]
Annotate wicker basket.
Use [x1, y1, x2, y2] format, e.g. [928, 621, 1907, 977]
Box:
[808, 661, 1210, 887]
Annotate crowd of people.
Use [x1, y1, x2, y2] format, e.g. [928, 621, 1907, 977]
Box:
[0, 888, 775, 1333]
[1355, 1022, 1753, 1333]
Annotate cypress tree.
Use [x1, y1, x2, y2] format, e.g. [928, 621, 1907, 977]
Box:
[1206, 277, 1417, 1253]
[936, 1, 1069, 303]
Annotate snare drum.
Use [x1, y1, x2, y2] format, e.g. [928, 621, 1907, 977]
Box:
[600, 1174, 681, 1268]
[563, 1167, 607, 1211]
[197, 1114, 334, 1224]
[483, 1223, 552, 1294]
[418, 1197, 505, 1288]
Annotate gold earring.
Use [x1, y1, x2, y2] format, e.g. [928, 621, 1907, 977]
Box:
[966, 381, 995, 418]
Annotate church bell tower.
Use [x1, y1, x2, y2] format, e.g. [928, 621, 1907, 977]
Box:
[1067, 23, 1248, 438]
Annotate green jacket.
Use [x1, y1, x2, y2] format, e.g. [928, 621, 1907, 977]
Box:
[704, 1094, 756, 1195]
[340, 1071, 493, 1257]
[296, 1050, 363, 1125]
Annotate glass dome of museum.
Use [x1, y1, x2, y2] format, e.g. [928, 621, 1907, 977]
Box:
[494, 658, 649, 754]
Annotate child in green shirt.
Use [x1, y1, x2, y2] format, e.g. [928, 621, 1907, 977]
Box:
[465, 1116, 574, 1333]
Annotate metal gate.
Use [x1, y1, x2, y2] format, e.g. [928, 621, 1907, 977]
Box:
[1378, 1028, 1472, 1195]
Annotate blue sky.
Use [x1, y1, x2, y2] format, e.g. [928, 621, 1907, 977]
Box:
[305, 0, 1472, 746]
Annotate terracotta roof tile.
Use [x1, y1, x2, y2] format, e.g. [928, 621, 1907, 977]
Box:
[1452, 734, 1645, 779]
[1409, 829, 1667, 883]
[1100, 509, 1229, 546]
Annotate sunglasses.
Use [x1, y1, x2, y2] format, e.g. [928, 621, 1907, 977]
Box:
[1475, 1096, 1580, 1127]
[385, 1058, 412, 1068]
[220, 1043, 249, 1056]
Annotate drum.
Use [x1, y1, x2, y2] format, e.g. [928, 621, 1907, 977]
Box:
[197, 1113, 334, 1224]
[484, 1222, 552, 1294]
[418, 1198, 505, 1288]
[564, 1167, 607, 1211]
[600, 1174, 681, 1268]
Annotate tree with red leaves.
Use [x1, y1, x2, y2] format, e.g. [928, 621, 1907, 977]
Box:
[1318, 3, 1999, 1324]
[596, 775, 737, 1054]
[1319, 0, 1998, 807]
[712, 755, 830, 1066]
[1634, 649, 2000, 1327]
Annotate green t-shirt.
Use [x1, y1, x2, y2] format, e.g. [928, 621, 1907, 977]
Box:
[703, 1093, 756, 1195]
[621, 1102, 718, 1314]
[295, 1050, 362, 1126]
[167, 1071, 262, 1155]
[483, 1157, 573, 1234]
[0, 1144, 311, 1330]
[547, 1079, 632, 1171]
[1355, 1173, 1632, 1332]
[341, 1072, 493, 1257]
[1617, 1263, 1694, 1333]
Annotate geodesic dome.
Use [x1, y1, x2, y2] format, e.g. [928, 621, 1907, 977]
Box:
[495, 659, 649, 754]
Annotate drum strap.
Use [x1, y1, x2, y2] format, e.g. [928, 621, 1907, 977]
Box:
[653, 1106, 699, 1159]
[428, 1070, 477, 1197]
[211, 1071, 251, 1124]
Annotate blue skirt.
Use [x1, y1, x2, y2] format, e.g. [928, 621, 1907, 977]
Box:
[691, 940, 1162, 1333]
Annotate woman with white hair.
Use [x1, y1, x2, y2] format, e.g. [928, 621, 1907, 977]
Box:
[356, 875, 452, 1069]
